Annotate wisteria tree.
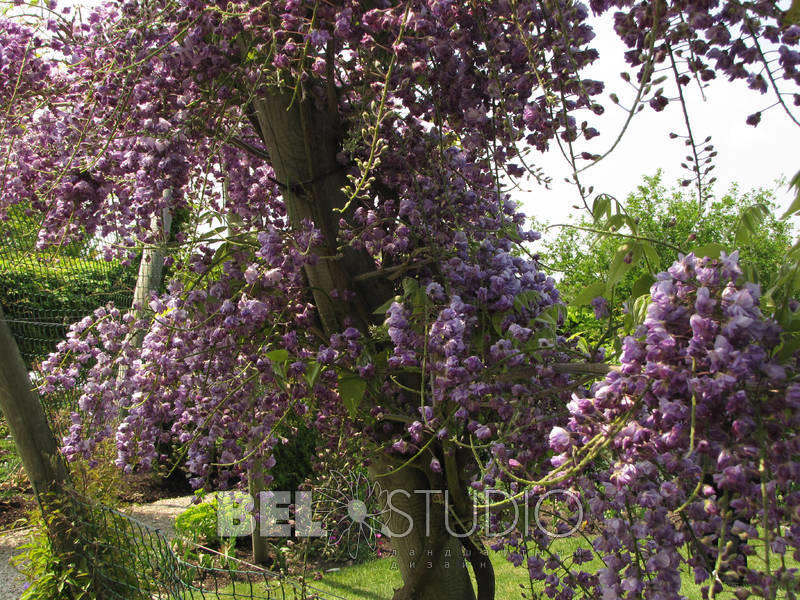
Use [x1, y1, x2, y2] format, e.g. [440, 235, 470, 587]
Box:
[2, 0, 800, 598]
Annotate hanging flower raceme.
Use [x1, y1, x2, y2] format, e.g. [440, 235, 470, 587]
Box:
[526, 252, 800, 599]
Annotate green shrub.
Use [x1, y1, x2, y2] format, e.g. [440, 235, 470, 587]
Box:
[269, 422, 317, 492]
[12, 509, 91, 600]
[175, 497, 220, 545]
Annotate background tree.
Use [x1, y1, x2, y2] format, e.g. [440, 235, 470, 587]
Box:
[535, 172, 794, 352]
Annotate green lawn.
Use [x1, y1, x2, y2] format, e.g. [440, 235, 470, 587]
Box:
[180, 532, 799, 599]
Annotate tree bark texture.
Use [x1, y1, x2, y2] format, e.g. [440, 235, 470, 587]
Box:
[369, 460, 480, 600]
[0, 304, 73, 554]
[248, 90, 494, 599]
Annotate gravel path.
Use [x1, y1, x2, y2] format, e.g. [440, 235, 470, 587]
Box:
[0, 495, 195, 600]
[0, 528, 30, 599]
[123, 495, 196, 539]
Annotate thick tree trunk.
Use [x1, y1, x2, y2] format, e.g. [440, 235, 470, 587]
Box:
[249, 90, 494, 599]
[250, 91, 395, 330]
[369, 461, 478, 600]
[0, 304, 73, 551]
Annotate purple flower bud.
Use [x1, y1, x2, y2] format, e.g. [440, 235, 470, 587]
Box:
[746, 111, 762, 126]
[548, 427, 571, 453]
[475, 425, 492, 440]
[591, 296, 609, 319]
[244, 264, 259, 284]
[425, 281, 445, 301]
[392, 439, 409, 453]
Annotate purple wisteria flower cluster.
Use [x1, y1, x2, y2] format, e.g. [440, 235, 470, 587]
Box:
[3, 0, 800, 597]
[507, 252, 798, 599]
[41, 217, 330, 489]
[1, 0, 798, 248]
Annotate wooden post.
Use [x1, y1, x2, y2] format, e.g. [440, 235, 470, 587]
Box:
[0, 303, 69, 501]
[248, 461, 271, 565]
[0, 303, 75, 569]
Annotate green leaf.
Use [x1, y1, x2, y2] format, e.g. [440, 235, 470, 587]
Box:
[604, 213, 627, 232]
[741, 262, 758, 285]
[783, 312, 800, 332]
[785, 0, 800, 25]
[401, 277, 427, 317]
[338, 374, 367, 417]
[631, 274, 655, 299]
[266, 349, 289, 363]
[535, 305, 562, 327]
[513, 290, 541, 312]
[776, 333, 800, 361]
[787, 239, 800, 262]
[689, 242, 726, 260]
[572, 281, 606, 306]
[630, 294, 650, 328]
[211, 241, 232, 264]
[735, 203, 769, 246]
[622, 308, 633, 333]
[781, 169, 800, 219]
[607, 242, 642, 290]
[304, 361, 322, 388]
[402, 277, 419, 297]
[491, 311, 507, 335]
[373, 295, 401, 315]
[592, 194, 611, 224]
[641, 242, 660, 269]
[196, 224, 229, 242]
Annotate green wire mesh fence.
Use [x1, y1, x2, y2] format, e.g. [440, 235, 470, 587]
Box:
[63, 492, 345, 600]
[0, 204, 137, 437]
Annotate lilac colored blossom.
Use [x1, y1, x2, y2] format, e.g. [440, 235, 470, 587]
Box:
[590, 296, 609, 319]
[4, 0, 799, 596]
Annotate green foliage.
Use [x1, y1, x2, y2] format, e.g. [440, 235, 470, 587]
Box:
[548, 173, 792, 300]
[68, 439, 131, 507]
[173, 495, 240, 577]
[0, 203, 87, 259]
[175, 497, 220, 545]
[0, 256, 135, 368]
[537, 173, 794, 353]
[9, 439, 144, 598]
[12, 510, 91, 600]
[0, 202, 136, 369]
[0, 435, 23, 499]
[270, 422, 317, 492]
[338, 373, 367, 417]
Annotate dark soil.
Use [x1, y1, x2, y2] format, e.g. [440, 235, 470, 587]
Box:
[115, 468, 194, 504]
[0, 495, 35, 530]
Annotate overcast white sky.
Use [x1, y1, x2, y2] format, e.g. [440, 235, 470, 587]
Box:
[517, 12, 799, 228]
